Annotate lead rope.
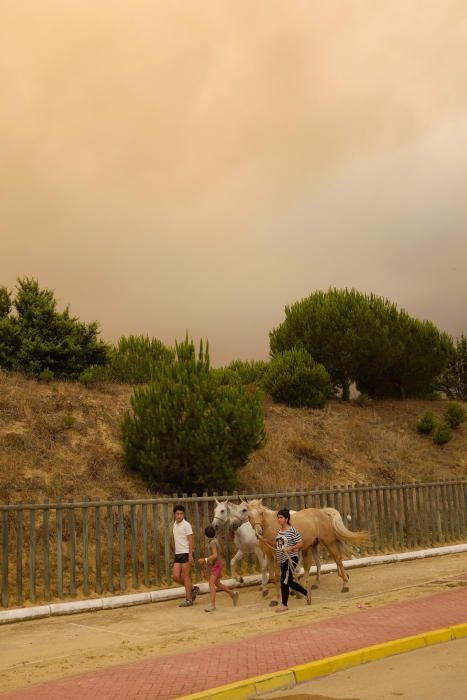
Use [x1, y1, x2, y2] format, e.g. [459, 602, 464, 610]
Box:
[258, 535, 301, 585]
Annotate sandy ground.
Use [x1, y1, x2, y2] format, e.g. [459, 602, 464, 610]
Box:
[262, 638, 467, 700]
[0, 553, 466, 694]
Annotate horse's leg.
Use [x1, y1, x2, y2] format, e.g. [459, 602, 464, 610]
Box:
[311, 542, 321, 589]
[253, 546, 269, 597]
[230, 550, 244, 584]
[326, 540, 350, 592]
[299, 549, 314, 597]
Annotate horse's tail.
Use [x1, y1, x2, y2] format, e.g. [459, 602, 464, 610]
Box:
[323, 508, 369, 546]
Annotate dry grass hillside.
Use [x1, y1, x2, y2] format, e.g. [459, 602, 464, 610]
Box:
[1, 371, 466, 504]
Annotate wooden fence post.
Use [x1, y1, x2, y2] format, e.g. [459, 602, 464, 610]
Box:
[15, 508, 23, 606]
[2, 510, 9, 607]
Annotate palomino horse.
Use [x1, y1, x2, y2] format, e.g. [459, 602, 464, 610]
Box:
[213, 500, 312, 599]
[211, 499, 269, 597]
[245, 499, 368, 605]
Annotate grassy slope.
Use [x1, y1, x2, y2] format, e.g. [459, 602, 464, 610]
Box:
[1, 372, 466, 504]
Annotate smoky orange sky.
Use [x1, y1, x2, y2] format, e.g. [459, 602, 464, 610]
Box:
[1, 1, 467, 365]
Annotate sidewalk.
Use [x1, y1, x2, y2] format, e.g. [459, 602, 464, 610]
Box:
[1, 586, 466, 700]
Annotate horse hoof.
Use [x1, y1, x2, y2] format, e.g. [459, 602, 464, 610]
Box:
[238, 577, 244, 584]
[262, 589, 269, 598]
[342, 586, 350, 593]
[269, 600, 278, 607]
[311, 584, 319, 590]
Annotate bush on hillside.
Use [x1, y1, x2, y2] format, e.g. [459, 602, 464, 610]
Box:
[270, 288, 452, 400]
[213, 359, 268, 387]
[121, 337, 265, 494]
[443, 403, 466, 429]
[227, 360, 269, 384]
[262, 348, 331, 408]
[433, 421, 453, 445]
[354, 392, 371, 408]
[79, 335, 174, 385]
[0, 278, 109, 379]
[416, 410, 436, 434]
[436, 334, 467, 401]
[211, 366, 242, 386]
[39, 368, 54, 383]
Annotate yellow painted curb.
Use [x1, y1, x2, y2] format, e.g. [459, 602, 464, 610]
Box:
[176, 622, 467, 700]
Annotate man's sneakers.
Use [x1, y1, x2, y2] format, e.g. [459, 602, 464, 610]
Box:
[204, 603, 216, 612]
[232, 591, 239, 606]
[179, 586, 199, 607]
[178, 600, 193, 608]
[179, 599, 193, 607]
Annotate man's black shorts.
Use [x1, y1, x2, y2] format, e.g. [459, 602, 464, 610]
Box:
[174, 553, 189, 564]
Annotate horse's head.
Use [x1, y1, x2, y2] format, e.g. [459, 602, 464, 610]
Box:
[228, 500, 249, 529]
[211, 499, 230, 530]
[246, 498, 264, 538]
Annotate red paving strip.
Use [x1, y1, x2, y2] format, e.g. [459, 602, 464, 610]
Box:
[2, 588, 466, 700]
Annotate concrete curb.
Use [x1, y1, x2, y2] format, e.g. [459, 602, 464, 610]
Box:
[1, 543, 466, 625]
[175, 622, 467, 700]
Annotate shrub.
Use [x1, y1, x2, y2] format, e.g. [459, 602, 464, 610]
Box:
[436, 334, 467, 400]
[78, 367, 96, 387]
[213, 360, 268, 387]
[211, 367, 243, 386]
[0, 278, 110, 379]
[416, 410, 436, 434]
[39, 368, 54, 383]
[433, 421, 453, 445]
[443, 403, 466, 429]
[227, 360, 268, 385]
[262, 348, 331, 408]
[81, 335, 174, 385]
[121, 337, 265, 494]
[354, 392, 371, 408]
[63, 413, 76, 429]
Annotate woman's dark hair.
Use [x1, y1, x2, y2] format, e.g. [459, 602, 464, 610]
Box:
[204, 525, 216, 538]
[173, 504, 185, 514]
[277, 508, 291, 523]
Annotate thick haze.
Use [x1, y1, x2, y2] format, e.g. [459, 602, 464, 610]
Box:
[1, 1, 467, 365]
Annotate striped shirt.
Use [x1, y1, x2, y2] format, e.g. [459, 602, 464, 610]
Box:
[275, 527, 302, 563]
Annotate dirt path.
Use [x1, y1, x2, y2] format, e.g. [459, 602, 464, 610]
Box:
[1, 552, 466, 693]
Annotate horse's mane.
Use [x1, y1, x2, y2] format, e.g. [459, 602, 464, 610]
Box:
[248, 499, 277, 516]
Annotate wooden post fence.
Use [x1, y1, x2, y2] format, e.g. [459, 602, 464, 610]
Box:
[0, 480, 466, 608]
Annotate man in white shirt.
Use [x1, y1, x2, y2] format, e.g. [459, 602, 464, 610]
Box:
[172, 504, 198, 607]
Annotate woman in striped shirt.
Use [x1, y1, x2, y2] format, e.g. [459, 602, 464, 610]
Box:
[275, 508, 312, 613]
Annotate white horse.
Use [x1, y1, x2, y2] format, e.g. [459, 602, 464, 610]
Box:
[211, 499, 269, 597]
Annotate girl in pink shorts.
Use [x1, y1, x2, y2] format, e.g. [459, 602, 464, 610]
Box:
[198, 526, 239, 612]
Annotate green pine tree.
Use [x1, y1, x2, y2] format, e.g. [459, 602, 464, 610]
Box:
[121, 337, 265, 494]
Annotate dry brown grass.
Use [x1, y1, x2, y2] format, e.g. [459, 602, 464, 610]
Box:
[238, 397, 467, 491]
[1, 371, 466, 504]
[0, 372, 149, 503]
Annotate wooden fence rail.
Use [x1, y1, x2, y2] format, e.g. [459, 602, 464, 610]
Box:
[1, 480, 466, 608]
